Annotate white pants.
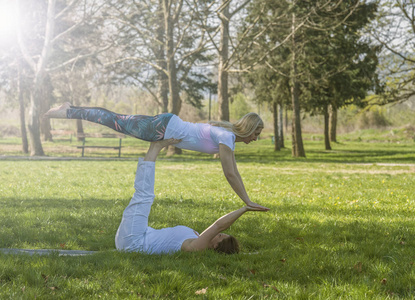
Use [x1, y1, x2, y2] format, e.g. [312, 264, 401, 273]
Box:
[115, 158, 155, 251]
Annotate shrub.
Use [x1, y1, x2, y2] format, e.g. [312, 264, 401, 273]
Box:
[357, 106, 391, 129]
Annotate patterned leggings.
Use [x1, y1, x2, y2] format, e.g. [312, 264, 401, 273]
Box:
[67, 106, 173, 142]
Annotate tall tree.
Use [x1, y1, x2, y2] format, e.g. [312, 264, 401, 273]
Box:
[241, 0, 369, 157]
[105, 0, 213, 115]
[216, 0, 253, 121]
[0, 24, 30, 154]
[246, 64, 289, 151]
[17, 61, 30, 153]
[16, 0, 110, 156]
[303, 1, 380, 150]
[368, 0, 415, 104]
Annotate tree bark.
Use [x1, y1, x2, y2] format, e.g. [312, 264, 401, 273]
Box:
[28, 76, 45, 156]
[290, 63, 305, 157]
[291, 113, 296, 155]
[324, 105, 331, 150]
[278, 102, 284, 148]
[164, 0, 182, 155]
[164, 0, 181, 116]
[329, 104, 337, 142]
[218, 0, 230, 121]
[40, 74, 53, 141]
[157, 0, 169, 113]
[72, 96, 85, 142]
[273, 102, 280, 151]
[17, 62, 29, 154]
[290, 12, 305, 157]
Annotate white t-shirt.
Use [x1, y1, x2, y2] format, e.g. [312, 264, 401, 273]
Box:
[164, 115, 236, 154]
[143, 225, 199, 254]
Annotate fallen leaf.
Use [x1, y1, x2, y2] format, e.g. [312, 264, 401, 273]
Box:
[41, 274, 49, 283]
[271, 286, 280, 293]
[249, 269, 256, 275]
[381, 278, 387, 285]
[400, 241, 406, 245]
[195, 287, 208, 295]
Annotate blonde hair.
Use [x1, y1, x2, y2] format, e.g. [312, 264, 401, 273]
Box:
[209, 113, 264, 138]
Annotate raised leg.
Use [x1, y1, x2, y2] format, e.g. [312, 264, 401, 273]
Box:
[44, 103, 174, 142]
[115, 139, 181, 251]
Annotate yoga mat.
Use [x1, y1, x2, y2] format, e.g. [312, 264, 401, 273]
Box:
[0, 248, 97, 256]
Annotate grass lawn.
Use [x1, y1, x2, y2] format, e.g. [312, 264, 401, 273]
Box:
[0, 134, 414, 299]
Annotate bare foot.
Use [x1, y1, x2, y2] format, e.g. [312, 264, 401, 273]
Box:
[43, 102, 72, 119]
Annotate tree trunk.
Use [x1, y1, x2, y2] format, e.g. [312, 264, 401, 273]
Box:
[164, 0, 181, 116]
[28, 77, 45, 156]
[290, 12, 305, 158]
[19, 0, 56, 156]
[278, 102, 284, 148]
[285, 105, 288, 141]
[40, 74, 53, 141]
[17, 63, 29, 154]
[157, 0, 169, 113]
[76, 120, 85, 142]
[68, 92, 84, 141]
[290, 64, 305, 157]
[158, 77, 169, 113]
[218, 0, 230, 121]
[329, 104, 337, 142]
[164, 0, 181, 155]
[324, 105, 331, 150]
[273, 102, 280, 151]
[291, 113, 296, 155]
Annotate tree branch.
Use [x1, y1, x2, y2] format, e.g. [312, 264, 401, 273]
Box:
[46, 45, 112, 72]
[55, 0, 80, 20]
[103, 56, 168, 76]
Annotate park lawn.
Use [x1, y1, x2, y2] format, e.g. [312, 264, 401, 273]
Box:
[1, 126, 415, 163]
[1, 149, 415, 299]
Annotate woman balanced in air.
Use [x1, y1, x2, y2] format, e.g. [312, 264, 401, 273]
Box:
[45, 102, 268, 210]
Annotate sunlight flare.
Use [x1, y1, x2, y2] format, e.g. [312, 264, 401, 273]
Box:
[0, 1, 19, 46]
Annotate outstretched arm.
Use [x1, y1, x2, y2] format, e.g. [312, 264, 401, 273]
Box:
[219, 144, 269, 210]
[183, 206, 266, 251]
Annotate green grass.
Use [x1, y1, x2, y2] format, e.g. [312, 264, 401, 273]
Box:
[0, 132, 415, 298]
[1, 127, 415, 163]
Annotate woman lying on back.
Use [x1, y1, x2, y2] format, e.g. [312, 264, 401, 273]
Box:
[115, 139, 268, 254]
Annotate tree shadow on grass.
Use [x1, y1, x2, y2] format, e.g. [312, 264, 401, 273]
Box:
[1, 196, 414, 297]
[0, 196, 246, 251]
[233, 146, 415, 164]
